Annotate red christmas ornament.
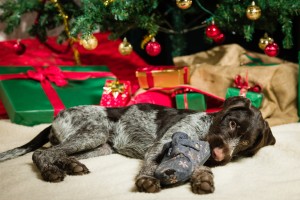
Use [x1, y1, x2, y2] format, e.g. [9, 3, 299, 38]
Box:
[264, 42, 279, 57]
[13, 40, 26, 55]
[251, 85, 262, 93]
[213, 33, 225, 44]
[205, 24, 221, 38]
[146, 39, 161, 56]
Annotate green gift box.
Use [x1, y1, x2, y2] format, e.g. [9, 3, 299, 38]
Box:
[0, 66, 115, 126]
[225, 87, 263, 108]
[175, 93, 207, 111]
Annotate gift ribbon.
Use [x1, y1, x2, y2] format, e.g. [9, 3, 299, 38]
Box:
[139, 66, 189, 88]
[243, 53, 280, 66]
[141, 66, 170, 88]
[103, 80, 125, 98]
[183, 93, 189, 109]
[101, 80, 131, 107]
[0, 66, 116, 116]
[234, 72, 262, 97]
[146, 71, 154, 88]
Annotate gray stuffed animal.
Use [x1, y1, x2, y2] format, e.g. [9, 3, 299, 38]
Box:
[154, 132, 210, 186]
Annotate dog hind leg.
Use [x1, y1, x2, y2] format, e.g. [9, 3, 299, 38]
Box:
[73, 143, 114, 160]
[32, 129, 109, 182]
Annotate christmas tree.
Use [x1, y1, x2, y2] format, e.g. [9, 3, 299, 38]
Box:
[0, 0, 299, 65]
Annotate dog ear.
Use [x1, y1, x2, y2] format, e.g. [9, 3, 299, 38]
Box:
[245, 120, 276, 156]
[223, 96, 251, 112]
[262, 121, 276, 146]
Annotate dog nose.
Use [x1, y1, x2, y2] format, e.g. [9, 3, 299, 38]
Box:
[212, 147, 225, 161]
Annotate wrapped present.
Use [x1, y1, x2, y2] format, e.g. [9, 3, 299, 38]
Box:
[226, 87, 263, 108]
[225, 74, 263, 108]
[127, 90, 173, 108]
[175, 92, 207, 111]
[0, 66, 115, 126]
[100, 80, 131, 107]
[129, 85, 224, 113]
[136, 66, 189, 89]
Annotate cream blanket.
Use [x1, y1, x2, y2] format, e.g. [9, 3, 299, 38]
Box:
[1, 120, 300, 200]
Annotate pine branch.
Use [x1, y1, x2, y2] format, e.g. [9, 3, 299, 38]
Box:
[1, 0, 299, 56]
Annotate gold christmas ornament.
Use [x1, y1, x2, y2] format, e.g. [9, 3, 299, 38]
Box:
[176, 0, 192, 10]
[103, 0, 114, 6]
[118, 38, 133, 55]
[79, 35, 98, 50]
[246, 1, 261, 20]
[258, 33, 274, 50]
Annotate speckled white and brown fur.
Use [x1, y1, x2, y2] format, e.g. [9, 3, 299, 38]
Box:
[0, 96, 276, 194]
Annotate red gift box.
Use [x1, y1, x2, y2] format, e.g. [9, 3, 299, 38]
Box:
[100, 80, 131, 107]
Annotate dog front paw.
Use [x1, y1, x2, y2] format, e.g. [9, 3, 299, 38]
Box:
[41, 166, 66, 182]
[135, 176, 161, 193]
[55, 157, 90, 175]
[190, 166, 215, 194]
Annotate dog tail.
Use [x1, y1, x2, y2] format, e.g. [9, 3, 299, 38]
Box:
[0, 125, 51, 162]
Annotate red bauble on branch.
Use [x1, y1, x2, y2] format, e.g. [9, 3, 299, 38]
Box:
[213, 33, 225, 44]
[146, 38, 161, 56]
[13, 40, 26, 55]
[205, 23, 221, 38]
[264, 42, 279, 57]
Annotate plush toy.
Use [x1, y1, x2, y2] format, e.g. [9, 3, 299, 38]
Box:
[154, 132, 211, 186]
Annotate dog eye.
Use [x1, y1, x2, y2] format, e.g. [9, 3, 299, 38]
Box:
[229, 120, 237, 130]
[241, 140, 249, 146]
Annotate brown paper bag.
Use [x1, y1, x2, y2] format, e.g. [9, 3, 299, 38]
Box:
[173, 44, 299, 126]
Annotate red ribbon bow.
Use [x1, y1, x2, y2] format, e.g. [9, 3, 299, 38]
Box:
[27, 66, 68, 86]
[234, 73, 262, 97]
[0, 66, 116, 116]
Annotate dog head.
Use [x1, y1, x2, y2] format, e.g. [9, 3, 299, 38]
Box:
[205, 96, 276, 167]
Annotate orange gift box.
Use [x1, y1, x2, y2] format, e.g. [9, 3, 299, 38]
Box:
[136, 66, 189, 89]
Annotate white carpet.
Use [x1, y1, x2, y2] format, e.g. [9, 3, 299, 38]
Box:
[0, 119, 300, 200]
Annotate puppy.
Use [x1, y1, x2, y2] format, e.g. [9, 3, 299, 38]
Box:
[0, 96, 275, 194]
